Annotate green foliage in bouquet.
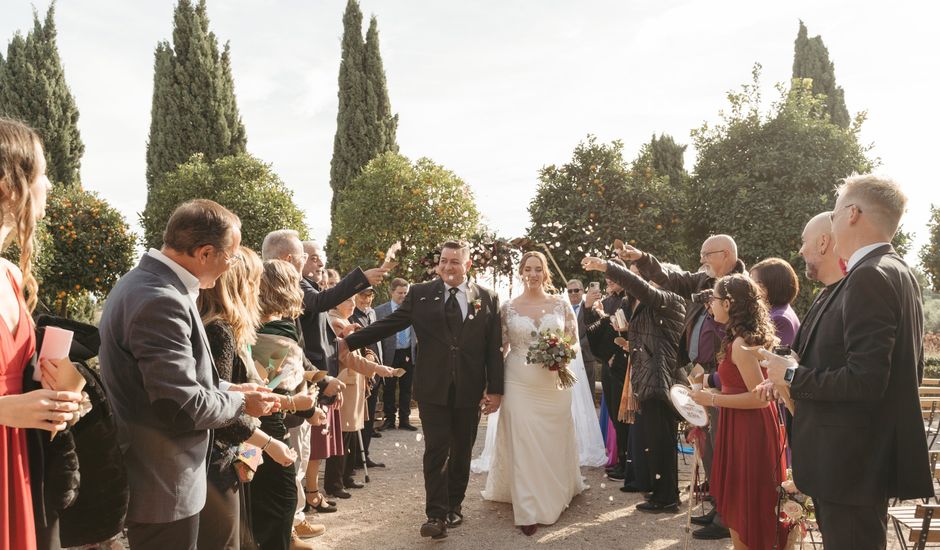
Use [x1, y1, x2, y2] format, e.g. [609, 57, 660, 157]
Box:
[525, 329, 578, 389]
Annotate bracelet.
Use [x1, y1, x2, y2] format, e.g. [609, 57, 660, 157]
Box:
[261, 435, 273, 452]
[287, 395, 296, 414]
[711, 392, 718, 408]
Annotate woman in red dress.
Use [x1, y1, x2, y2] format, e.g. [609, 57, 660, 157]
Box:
[0, 118, 83, 549]
[692, 274, 788, 550]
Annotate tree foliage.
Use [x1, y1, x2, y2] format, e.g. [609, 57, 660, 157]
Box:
[527, 135, 691, 282]
[792, 20, 850, 128]
[37, 185, 137, 318]
[330, 152, 480, 286]
[141, 153, 308, 251]
[0, 2, 84, 187]
[690, 65, 873, 312]
[921, 205, 940, 292]
[144, 0, 246, 192]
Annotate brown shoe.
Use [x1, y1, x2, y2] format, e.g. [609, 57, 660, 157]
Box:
[294, 519, 326, 538]
[289, 530, 316, 550]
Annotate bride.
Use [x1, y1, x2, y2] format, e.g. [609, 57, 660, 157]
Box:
[478, 251, 601, 535]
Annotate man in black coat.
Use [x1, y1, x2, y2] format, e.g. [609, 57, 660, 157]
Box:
[761, 176, 931, 549]
[342, 241, 504, 540]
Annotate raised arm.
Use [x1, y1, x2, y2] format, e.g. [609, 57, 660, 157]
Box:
[345, 287, 416, 351]
[634, 252, 705, 300]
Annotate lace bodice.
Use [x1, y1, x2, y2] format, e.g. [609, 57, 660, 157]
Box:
[501, 294, 579, 356]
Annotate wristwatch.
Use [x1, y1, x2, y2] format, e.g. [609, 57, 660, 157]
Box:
[783, 366, 798, 386]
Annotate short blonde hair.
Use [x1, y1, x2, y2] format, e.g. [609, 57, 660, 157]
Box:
[837, 175, 907, 237]
[259, 259, 304, 319]
[198, 246, 263, 348]
[519, 251, 554, 291]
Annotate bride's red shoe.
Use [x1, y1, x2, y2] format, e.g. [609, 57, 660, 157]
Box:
[519, 524, 538, 536]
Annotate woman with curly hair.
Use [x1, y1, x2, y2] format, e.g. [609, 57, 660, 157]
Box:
[691, 274, 788, 550]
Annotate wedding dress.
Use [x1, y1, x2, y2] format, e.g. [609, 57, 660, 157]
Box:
[478, 295, 593, 526]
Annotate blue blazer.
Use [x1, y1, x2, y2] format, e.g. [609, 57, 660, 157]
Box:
[373, 300, 416, 367]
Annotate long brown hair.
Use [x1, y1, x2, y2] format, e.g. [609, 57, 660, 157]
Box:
[0, 117, 42, 311]
[714, 274, 778, 353]
[198, 246, 263, 349]
[259, 259, 303, 319]
[518, 251, 555, 292]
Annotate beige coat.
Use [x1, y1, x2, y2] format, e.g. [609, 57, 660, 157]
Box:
[331, 314, 385, 432]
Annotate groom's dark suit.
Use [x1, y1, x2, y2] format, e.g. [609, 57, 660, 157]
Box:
[346, 277, 504, 520]
[789, 245, 932, 547]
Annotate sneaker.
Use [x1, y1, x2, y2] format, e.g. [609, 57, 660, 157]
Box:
[289, 530, 316, 550]
[294, 519, 326, 538]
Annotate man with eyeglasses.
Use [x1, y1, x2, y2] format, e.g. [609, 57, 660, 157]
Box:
[616, 234, 745, 541]
[566, 279, 598, 400]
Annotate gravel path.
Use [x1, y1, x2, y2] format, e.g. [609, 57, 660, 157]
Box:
[303, 413, 852, 550]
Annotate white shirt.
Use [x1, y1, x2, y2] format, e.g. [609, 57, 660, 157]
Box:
[846, 242, 891, 272]
[147, 248, 201, 305]
[443, 280, 469, 318]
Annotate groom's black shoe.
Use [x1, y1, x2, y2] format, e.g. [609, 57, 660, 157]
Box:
[636, 500, 679, 513]
[399, 422, 419, 431]
[445, 511, 463, 528]
[420, 518, 447, 539]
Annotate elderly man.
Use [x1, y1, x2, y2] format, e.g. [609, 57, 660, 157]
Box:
[100, 200, 277, 550]
[760, 176, 931, 549]
[618, 234, 745, 541]
[567, 279, 598, 399]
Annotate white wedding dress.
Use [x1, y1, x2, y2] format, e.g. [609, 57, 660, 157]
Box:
[477, 295, 597, 526]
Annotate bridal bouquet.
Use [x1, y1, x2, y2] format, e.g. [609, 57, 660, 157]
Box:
[778, 469, 816, 535]
[526, 329, 578, 389]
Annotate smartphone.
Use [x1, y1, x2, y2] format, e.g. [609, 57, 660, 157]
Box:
[589, 282, 600, 292]
[773, 345, 791, 357]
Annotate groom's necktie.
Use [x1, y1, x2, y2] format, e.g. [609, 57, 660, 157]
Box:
[445, 287, 463, 336]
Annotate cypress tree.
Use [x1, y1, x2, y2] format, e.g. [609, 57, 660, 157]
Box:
[364, 16, 398, 155]
[0, 2, 84, 187]
[144, 0, 246, 192]
[792, 20, 850, 128]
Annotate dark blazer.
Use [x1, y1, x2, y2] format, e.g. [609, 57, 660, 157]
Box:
[789, 245, 932, 504]
[603, 262, 686, 402]
[350, 307, 383, 364]
[345, 278, 504, 408]
[99, 254, 243, 523]
[635, 253, 745, 371]
[298, 269, 369, 375]
[573, 302, 598, 366]
[584, 291, 629, 373]
[372, 300, 417, 367]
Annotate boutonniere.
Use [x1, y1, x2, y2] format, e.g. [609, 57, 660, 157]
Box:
[469, 298, 483, 319]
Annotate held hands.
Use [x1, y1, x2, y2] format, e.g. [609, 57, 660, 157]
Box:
[0, 389, 83, 432]
[264, 438, 297, 467]
[480, 393, 502, 415]
[243, 391, 280, 417]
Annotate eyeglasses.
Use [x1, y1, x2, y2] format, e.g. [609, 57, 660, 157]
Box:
[216, 247, 242, 266]
[700, 249, 727, 259]
[830, 204, 860, 222]
[290, 252, 310, 264]
[567, 289, 582, 294]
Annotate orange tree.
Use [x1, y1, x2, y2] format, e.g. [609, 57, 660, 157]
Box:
[38, 185, 137, 318]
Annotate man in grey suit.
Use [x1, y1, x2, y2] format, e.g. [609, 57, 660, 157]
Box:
[100, 200, 277, 550]
[374, 278, 418, 431]
[567, 279, 598, 399]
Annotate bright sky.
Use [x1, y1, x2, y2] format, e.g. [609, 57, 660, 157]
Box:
[2, 0, 937, 266]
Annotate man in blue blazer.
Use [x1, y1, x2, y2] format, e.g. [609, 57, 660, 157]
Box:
[100, 200, 276, 550]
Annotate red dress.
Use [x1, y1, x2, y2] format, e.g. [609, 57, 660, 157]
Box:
[0, 270, 37, 549]
[711, 345, 787, 550]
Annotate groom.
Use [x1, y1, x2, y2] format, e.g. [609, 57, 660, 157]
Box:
[341, 240, 504, 539]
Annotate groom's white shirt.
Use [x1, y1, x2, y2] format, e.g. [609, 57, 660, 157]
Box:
[443, 279, 470, 319]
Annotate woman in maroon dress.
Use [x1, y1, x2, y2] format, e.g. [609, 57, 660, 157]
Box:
[0, 118, 85, 549]
[691, 274, 788, 550]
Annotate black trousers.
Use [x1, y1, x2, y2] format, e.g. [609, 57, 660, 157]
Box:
[417, 386, 481, 520]
[815, 498, 888, 550]
[198, 467, 240, 550]
[127, 514, 199, 550]
[249, 414, 296, 550]
[363, 378, 381, 457]
[624, 410, 651, 491]
[601, 360, 629, 468]
[341, 431, 359, 481]
[638, 399, 679, 504]
[383, 348, 414, 424]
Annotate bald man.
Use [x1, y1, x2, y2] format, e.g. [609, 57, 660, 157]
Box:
[618, 234, 744, 540]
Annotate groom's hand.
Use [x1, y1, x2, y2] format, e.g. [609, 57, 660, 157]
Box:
[481, 393, 502, 415]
